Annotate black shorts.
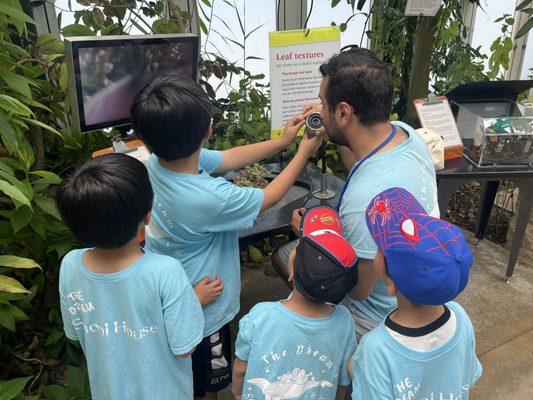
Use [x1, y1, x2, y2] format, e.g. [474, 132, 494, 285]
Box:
[191, 323, 232, 396]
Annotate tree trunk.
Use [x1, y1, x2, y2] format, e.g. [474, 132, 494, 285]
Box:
[404, 16, 438, 126]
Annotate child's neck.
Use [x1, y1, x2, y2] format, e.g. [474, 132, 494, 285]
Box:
[84, 237, 144, 274]
[390, 293, 445, 328]
[282, 290, 334, 318]
[158, 148, 201, 174]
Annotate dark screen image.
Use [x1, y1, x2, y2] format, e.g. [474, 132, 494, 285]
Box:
[78, 42, 195, 127]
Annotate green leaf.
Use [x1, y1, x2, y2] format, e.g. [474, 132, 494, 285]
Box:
[0, 181, 31, 209]
[152, 19, 181, 34]
[0, 376, 31, 400]
[59, 63, 68, 92]
[0, 4, 34, 24]
[0, 70, 31, 98]
[30, 171, 62, 184]
[41, 385, 77, 400]
[66, 366, 85, 394]
[0, 275, 30, 294]
[516, 0, 533, 11]
[34, 195, 61, 220]
[61, 24, 95, 37]
[0, 95, 33, 116]
[0, 113, 18, 153]
[331, 0, 341, 7]
[10, 206, 33, 234]
[45, 329, 64, 346]
[101, 23, 122, 36]
[36, 33, 64, 54]
[199, 0, 211, 6]
[515, 17, 533, 39]
[0, 306, 16, 331]
[21, 118, 63, 137]
[0, 255, 41, 270]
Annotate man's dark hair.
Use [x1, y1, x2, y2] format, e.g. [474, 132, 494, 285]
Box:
[131, 75, 212, 161]
[319, 48, 393, 126]
[56, 153, 153, 249]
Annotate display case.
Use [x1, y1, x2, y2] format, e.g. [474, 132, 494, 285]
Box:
[450, 100, 533, 168]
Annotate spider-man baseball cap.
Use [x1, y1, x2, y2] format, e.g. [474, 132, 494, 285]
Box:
[293, 206, 358, 304]
[366, 188, 473, 305]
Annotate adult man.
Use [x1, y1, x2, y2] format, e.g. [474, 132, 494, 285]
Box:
[273, 48, 439, 339]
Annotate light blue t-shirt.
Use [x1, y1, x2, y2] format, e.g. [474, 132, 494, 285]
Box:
[235, 301, 356, 400]
[59, 249, 204, 400]
[352, 302, 482, 400]
[340, 121, 439, 324]
[145, 149, 264, 336]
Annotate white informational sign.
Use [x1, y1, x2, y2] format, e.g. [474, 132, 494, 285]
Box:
[414, 96, 463, 148]
[405, 0, 442, 16]
[269, 27, 340, 137]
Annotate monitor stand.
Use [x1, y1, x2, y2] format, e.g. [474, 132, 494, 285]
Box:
[113, 124, 136, 154]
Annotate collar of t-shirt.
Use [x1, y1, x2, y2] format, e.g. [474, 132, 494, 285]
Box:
[384, 306, 456, 352]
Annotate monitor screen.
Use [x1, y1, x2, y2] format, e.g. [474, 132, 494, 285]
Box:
[66, 35, 198, 132]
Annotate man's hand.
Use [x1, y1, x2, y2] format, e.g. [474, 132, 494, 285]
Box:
[194, 277, 224, 306]
[291, 208, 306, 236]
[280, 115, 306, 147]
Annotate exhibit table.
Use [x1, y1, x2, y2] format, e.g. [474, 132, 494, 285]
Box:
[436, 157, 533, 281]
[237, 162, 345, 243]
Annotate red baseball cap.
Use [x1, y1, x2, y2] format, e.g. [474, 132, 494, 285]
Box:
[293, 206, 358, 303]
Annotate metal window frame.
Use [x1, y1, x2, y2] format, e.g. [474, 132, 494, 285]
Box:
[276, 0, 307, 31]
[507, 0, 530, 81]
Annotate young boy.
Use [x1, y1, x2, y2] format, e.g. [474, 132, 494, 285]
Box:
[232, 206, 358, 400]
[130, 76, 323, 399]
[350, 187, 482, 400]
[56, 153, 204, 400]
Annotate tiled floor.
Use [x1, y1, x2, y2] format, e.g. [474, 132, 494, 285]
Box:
[219, 231, 532, 399]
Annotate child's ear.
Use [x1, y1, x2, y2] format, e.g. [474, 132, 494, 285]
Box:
[387, 281, 398, 296]
[144, 211, 151, 226]
[288, 272, 294, 283]
[203, 125, 213, 141]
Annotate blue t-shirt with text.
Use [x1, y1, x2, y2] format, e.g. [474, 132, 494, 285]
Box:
[145, 149, 264, 336]
[352, 302, 482, 400]
[340, 121, 439, 324]
[59, 249, 204, 400]
[235, 301, 356, 400]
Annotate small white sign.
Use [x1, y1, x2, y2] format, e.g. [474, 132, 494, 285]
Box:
[414, 97, 463, 148]
[405, 0, 442, 17]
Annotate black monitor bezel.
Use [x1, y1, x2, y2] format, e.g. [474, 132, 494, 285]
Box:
[70, 35, 199, 133]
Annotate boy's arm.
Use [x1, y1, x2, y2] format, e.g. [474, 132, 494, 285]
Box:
[260, 131, 323, 212]
[217, 115, 306, 173]
[336, 386, 348, 400]
[231, 357, 248, 399]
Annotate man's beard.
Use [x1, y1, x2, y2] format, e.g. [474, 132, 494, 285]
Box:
[325, 122, 349, 146]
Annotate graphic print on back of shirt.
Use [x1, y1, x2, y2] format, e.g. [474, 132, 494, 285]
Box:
[243, 343, 340, 400]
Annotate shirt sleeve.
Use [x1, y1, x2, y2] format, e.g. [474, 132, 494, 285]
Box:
[207, 181, 264, 232]
[59, 292, 78, 341]
[235, 313, 254, 361]
[199, 148, 223, 174]
[342, 210, 377, 259]
[352, 354, 393, 400]
[161, 264, 204, 355]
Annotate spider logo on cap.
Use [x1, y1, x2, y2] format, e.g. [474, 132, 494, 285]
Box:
[368, 198, 392, 226]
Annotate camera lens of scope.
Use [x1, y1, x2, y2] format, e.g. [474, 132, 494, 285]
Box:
[306, 112, 323, 131]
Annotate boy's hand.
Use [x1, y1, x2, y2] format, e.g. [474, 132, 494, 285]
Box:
[194, 277, 224, 306]
[301, 102, 322, 116]
[297, 127, 324, 157]
[280, 115, 306, 147]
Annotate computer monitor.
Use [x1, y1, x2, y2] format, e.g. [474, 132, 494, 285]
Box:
[65, 34, 198, 133]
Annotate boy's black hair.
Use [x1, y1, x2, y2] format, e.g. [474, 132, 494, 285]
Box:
[56, 153, 153, 249]
[130, 75, 212, 161]
[319, 48, 393, 126]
